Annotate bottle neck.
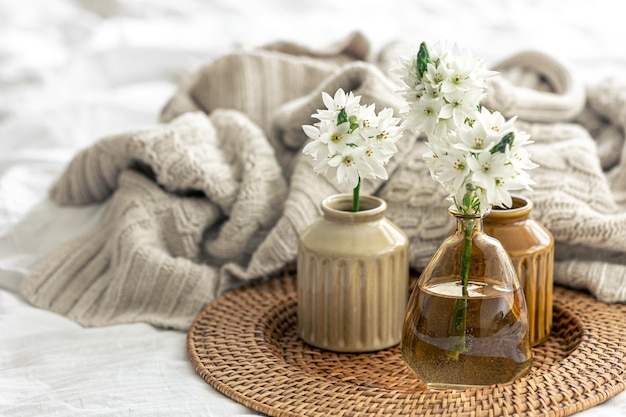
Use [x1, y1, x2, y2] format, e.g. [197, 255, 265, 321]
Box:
[448, 206, 487, 239]
[455, 215, 484, 238]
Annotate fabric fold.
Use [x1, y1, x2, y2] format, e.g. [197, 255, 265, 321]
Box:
[483, 50, 586, 122]
[22, 170, 222, 329]
[23, 109, 288, 330]
[218, 59, 416, 291]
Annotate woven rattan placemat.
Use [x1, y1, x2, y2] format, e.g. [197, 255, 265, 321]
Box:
[187, 273, 626, 417]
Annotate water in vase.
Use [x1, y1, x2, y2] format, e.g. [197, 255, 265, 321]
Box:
[402, 278, 533, 391]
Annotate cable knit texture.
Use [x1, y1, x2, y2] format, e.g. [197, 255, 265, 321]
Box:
[21, 32, 626, 330]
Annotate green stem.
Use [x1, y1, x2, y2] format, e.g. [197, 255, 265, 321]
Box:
[352, 177, 361, 212]
[460, 219, 474, 289]
[448, 217, 474, 359]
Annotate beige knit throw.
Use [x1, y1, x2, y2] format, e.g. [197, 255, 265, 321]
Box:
[21, 32, 626, 330]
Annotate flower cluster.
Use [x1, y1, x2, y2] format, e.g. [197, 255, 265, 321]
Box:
[424, 107, 537, 211]
[396, 42, 495, 138]
[396, 41, 537, 213]
[302, 88, 403, 191]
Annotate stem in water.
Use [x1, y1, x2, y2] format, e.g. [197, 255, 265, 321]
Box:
[448, 217, 474, 359]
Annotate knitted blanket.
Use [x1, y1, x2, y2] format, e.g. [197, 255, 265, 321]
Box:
[21, 32, 626, 330]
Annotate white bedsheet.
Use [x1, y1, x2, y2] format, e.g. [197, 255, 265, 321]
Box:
[1, 0, 625, 415]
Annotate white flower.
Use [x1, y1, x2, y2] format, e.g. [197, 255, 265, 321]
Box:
[424, 59, 452, 88]
[438, 87, 483, 127]
[370, 107, 403, 156]
[314, 89, 362, 122]
[454, 108, 511, 154]
[397, 41, 537, 214]
[395, 40, 495, 138]
[302, 88, 403, 190]
[433, 145, 471, 195]
[328, 147, 370, 188]
[508, 130, 539, 172]
[403, 96, 444, 137]
[467, 150, 516, 207]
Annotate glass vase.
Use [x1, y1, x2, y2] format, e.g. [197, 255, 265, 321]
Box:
[484, 195, 554, 346]
[297, 194, 409, 352]
[401, 207, 533, 391]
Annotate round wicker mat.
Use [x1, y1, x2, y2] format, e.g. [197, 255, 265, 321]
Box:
[187, 273, 626, 417]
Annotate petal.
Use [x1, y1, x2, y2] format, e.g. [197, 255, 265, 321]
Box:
[336, 165, 346, 184]
[302, 124, 320, 140]
[346, 167, 359, 188]
[334, 88, 346, 106]
[322, 92, 334, 110]
[302, 140, 320, 156]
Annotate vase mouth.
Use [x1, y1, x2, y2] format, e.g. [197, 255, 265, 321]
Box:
[321, 194, 386, 222]
[487, 195, 533, 219]
[447, 205, 489, 219]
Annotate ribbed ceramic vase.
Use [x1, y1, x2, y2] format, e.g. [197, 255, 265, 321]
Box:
[297, 194, 409, 353]
[484, 195, 555, 346]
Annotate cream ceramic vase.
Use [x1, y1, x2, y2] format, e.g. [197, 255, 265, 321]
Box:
[297, 194, 409, 353]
